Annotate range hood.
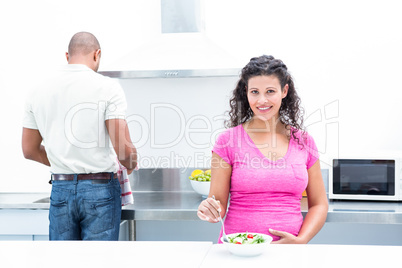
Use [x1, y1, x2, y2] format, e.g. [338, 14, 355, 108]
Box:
[99, 0, 242, 78]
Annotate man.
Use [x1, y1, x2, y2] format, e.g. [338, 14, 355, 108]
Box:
[22, 32, 137, 240]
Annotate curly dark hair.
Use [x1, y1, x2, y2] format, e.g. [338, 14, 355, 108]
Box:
[226, 55, 305, 143]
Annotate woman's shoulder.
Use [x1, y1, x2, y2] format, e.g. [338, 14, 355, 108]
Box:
[214, 125, 244, 145]
[218, 125, 243, 137]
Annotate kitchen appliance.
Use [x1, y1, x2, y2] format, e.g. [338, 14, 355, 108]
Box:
[99, 0, 243, 78]
[329, 158, 402, 201]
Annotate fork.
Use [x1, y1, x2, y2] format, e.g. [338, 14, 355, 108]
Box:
[212, 195, 229, 243]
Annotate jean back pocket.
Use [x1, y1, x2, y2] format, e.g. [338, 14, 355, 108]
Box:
[49, 198, 70, 234]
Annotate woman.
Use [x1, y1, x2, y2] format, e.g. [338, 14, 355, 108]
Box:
[197, 55, 328, 244]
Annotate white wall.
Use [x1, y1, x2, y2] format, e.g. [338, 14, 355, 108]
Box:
[1, 0, 401, 192]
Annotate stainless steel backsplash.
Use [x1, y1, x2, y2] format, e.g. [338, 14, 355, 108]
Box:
[129, 168, 329, 193]
[130, 168, 195, 192]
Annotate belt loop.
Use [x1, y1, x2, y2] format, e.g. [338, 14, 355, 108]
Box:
[73, 174, 78, 184]
[110, 172, 114, 180]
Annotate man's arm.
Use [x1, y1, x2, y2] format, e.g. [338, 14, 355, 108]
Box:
[21, 128, 50, 166]
[105, 119, 137, 174]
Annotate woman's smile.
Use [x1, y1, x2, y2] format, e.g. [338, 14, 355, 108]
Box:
[247, 75, 288, 121]
[257, 105, 273, 112]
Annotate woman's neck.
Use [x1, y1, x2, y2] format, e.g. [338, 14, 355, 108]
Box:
[245, 116, 285, 134]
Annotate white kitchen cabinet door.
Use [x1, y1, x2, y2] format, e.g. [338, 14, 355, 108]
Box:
[0, 209, 129, 241]
[0, 209, 48, 241]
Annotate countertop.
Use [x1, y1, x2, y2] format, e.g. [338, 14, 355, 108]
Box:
[1, 192, 402, 224]
[0, 241, 400, 268]
[201, 243, 402, 267]
[0, 241, 212, 268]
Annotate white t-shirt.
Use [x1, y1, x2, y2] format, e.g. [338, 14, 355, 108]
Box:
[23, 64, 127, 174]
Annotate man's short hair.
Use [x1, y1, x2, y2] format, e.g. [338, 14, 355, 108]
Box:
[68, 32, 100, 56]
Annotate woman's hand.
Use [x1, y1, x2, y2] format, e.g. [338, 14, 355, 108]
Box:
[197, 197, 222, 223]
[269, 229, 306, 244]
[197, 153, 231, 223]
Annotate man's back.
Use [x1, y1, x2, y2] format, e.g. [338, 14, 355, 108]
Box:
[22, 32, 137, 240]
[24, 64, 127, 174]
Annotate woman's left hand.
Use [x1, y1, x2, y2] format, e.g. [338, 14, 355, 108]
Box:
[269, 229, 305, 244]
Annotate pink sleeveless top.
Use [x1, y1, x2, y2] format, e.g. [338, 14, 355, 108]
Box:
[213, 125, 319, 243]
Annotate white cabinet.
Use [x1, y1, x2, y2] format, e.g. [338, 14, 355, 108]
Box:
[0, 209, 48, 241]
[135, 220, 221, 243]
[309, 222, 402, 246]
[0, 210, 129, 241]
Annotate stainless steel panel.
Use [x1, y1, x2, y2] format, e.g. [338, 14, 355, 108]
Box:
[4, 168, 402, 226]
[33, 197, 50, 203]
[130, 168, 195, 192]
[122, 192, 203, 221]
[161, 0, 202, 34]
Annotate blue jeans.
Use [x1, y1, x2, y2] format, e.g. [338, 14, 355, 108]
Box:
[49, 174, 121, 240]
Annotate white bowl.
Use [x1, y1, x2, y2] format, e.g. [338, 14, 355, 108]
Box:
[221, 233, 273, 257]
[190, 180, 211, 197]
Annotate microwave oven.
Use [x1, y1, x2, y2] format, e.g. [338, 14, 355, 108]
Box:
[329, 158, 402, 201]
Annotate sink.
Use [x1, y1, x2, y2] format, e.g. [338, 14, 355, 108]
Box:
[33, 197, 50, 203]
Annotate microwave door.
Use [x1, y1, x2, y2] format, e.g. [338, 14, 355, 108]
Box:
[332, 159, 396, 200]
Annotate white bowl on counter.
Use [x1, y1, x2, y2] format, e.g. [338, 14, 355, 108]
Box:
[190, 180, 211, 198]
[221, 233, 273, 257]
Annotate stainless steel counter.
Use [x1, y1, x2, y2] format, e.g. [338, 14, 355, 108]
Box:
[1, 168, 402, 224]
[3, 192, 402, 225]
[125, 192, 402, 224]
[326, 199, 402, 224]
[0, 192, 50, 209]
[122, 192, 203, 221]
[2, 169, 401, 243]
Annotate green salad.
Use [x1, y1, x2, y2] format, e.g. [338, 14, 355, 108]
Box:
[228, 233, 266, 244]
